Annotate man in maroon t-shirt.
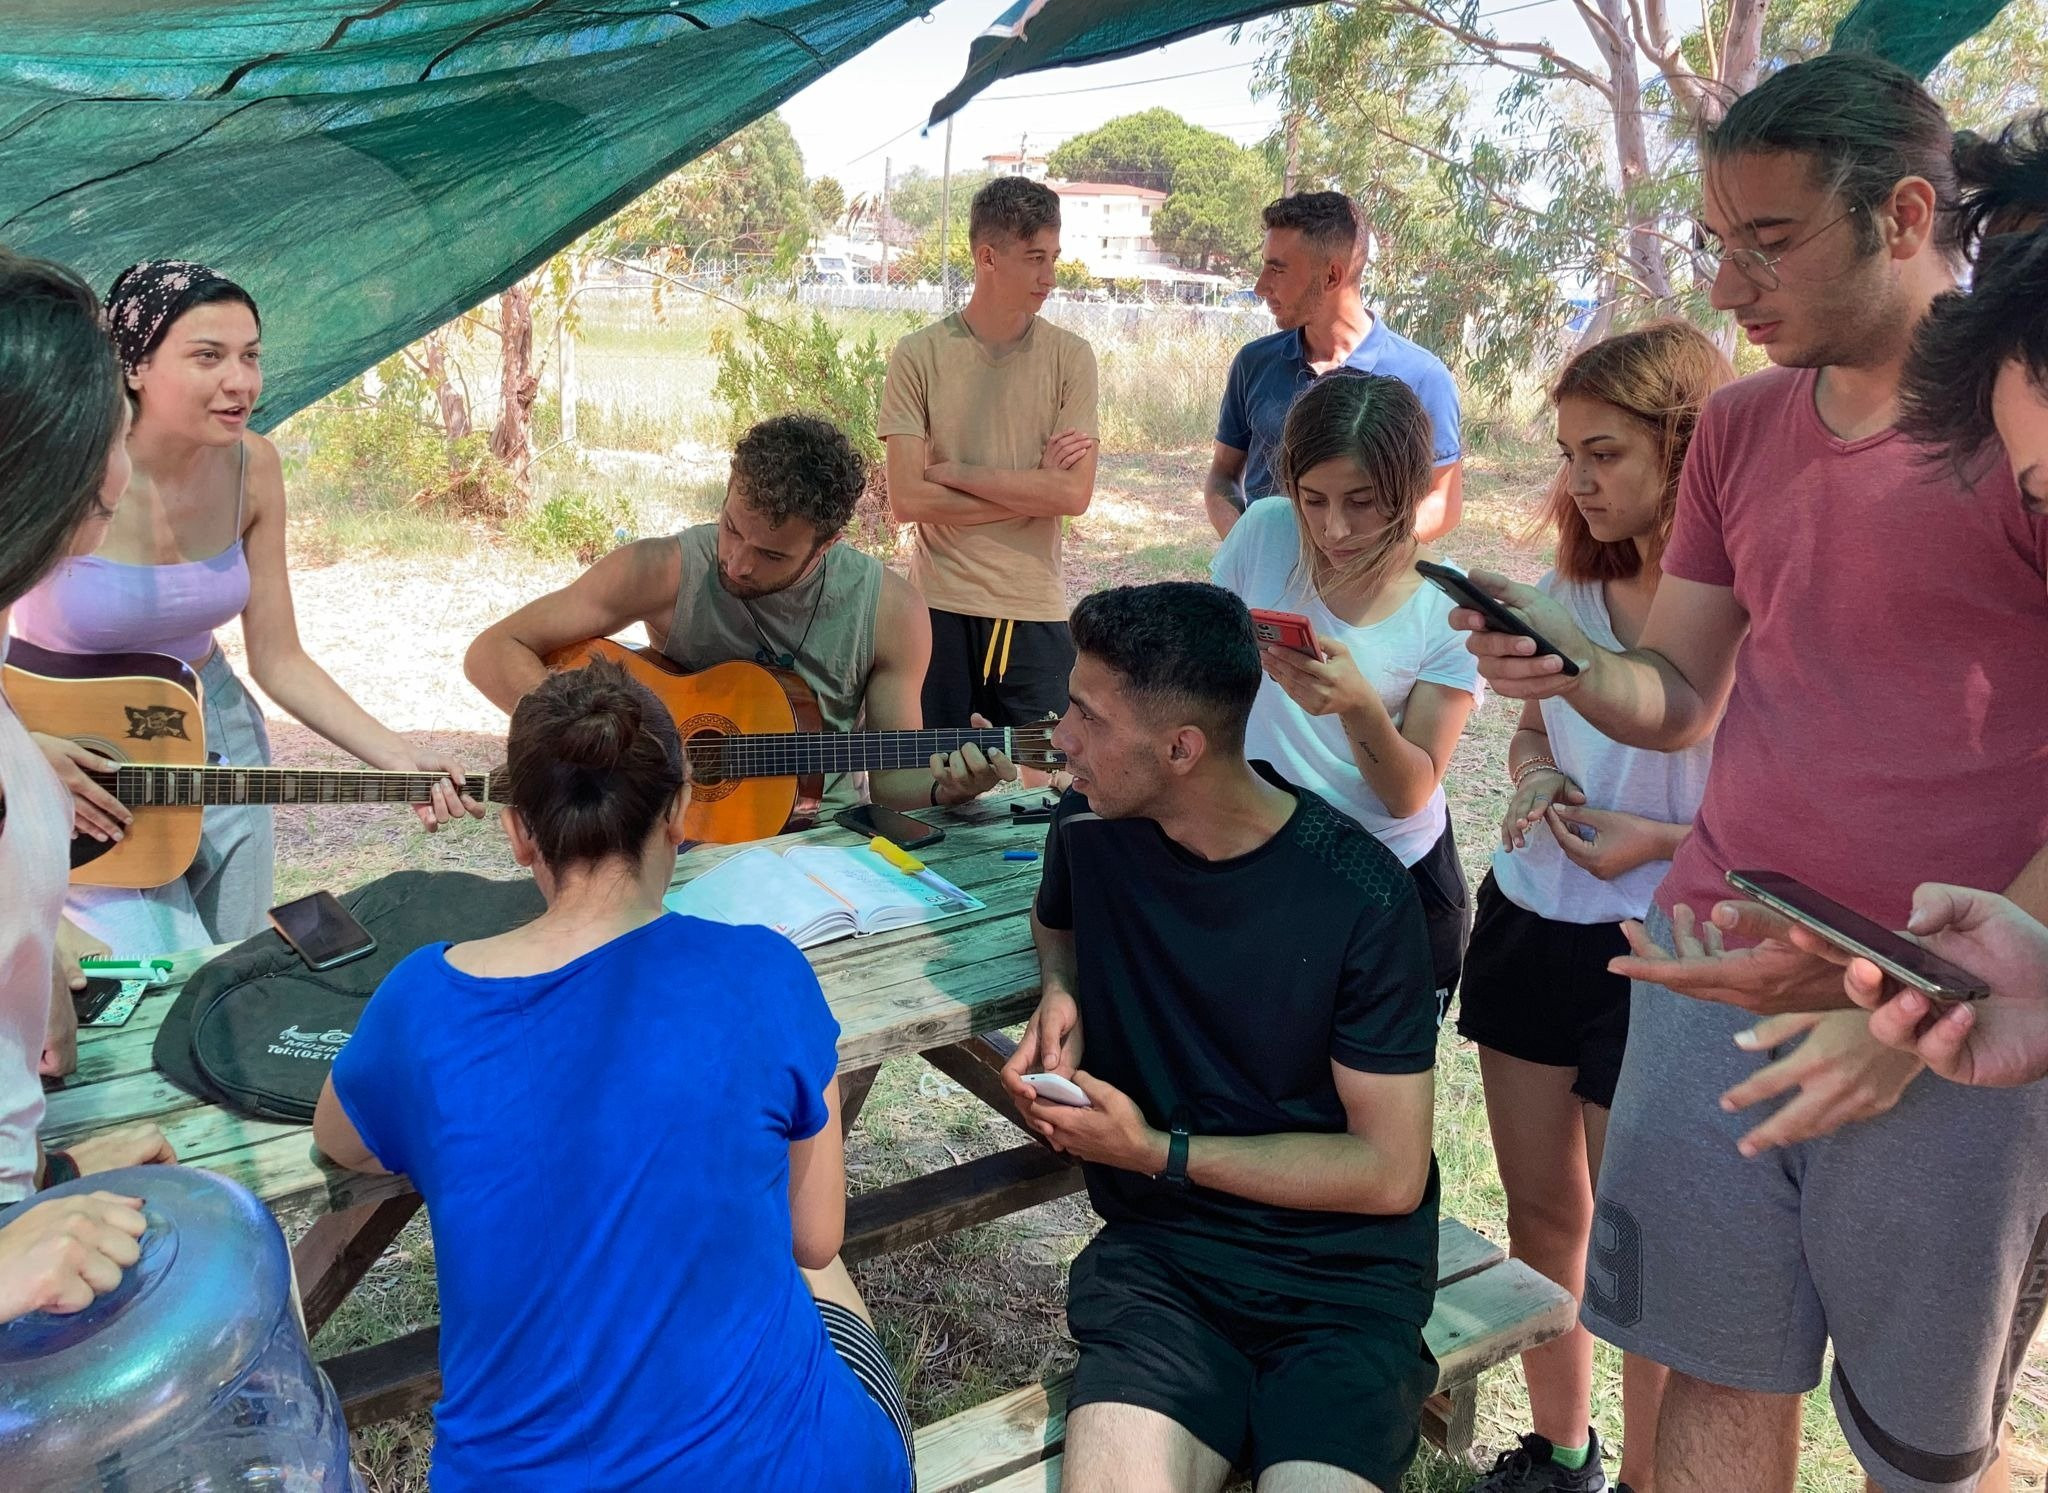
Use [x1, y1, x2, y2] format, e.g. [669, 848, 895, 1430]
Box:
[1458, 58, 2048, 1493]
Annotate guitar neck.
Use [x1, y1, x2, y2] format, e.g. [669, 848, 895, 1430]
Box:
[707, 728, 1036, 778]
[103, 766, 498, 809]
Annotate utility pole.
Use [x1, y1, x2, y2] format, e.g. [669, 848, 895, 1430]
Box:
[938, 115, 955, 308]
[881, 156, 892, 287]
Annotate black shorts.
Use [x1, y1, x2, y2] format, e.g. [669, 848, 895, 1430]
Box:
[1407, 821, 1471, 1017]
[1065, 1231, 1437, 1488]
[923, 610, 1074, 727]
[1455, 871, 1631, 1107]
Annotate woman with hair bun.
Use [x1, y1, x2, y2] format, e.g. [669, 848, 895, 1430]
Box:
[313, 659, 914, 1492]
[13, 261, 479, 959]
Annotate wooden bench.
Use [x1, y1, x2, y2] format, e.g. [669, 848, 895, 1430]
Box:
[913, 1217, 1574, 1492]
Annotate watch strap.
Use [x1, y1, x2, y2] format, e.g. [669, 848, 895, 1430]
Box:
[1163, 1127, 1191, 1188]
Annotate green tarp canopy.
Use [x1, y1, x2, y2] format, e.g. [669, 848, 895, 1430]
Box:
[924, 0, 2019, 123]
[1, 0, 2017, 426]
[0, 2, 936, 426]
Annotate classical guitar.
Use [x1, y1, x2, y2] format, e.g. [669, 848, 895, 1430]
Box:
[4, 640, 500, 890]
[548, 638, 1062, 844]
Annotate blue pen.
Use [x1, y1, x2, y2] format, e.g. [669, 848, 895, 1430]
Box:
[1004, 849, 1040, 862]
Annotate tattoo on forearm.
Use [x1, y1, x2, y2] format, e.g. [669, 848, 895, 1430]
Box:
[1354, 737, 1380, 765]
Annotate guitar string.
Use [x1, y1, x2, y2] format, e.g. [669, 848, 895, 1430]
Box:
[100, 729, 1059, 803]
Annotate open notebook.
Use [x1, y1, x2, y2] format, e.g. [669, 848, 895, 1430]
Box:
[663, 844, 985, 950]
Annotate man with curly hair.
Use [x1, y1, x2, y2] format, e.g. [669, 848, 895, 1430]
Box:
[467, 413, 1013, 816]
[881, 175, 1099, 732]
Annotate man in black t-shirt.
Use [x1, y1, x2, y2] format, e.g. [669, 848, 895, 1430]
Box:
[1001, 583, 1440, 1493]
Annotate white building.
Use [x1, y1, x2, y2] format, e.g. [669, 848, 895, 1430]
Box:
[983, 151, 1050, 180]
[1050, 181, 1169, 277]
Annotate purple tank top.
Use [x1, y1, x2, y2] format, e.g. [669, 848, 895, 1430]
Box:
[13, 443, 252, 665]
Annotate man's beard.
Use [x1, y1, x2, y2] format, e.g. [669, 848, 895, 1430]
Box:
[715, 564, 784, 601]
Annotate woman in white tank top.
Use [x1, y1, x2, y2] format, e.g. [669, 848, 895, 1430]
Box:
[0, 254, 174, 1272]
[1455, 323, 1732, 1493]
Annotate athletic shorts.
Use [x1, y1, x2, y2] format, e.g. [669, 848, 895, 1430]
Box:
[1407, 822, 1472, 1020]
[1066, 1230, 1437, 1488]
[1585, 904, 2048, 1492]
[818, 1299, 915, 1480]
[922, 610, 1074, 728]
[1456, 872, 1631, 1107]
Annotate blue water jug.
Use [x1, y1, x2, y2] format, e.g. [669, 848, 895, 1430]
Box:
[0, 1164, 361, 1490]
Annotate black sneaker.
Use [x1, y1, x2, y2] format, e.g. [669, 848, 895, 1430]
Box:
[1467, 1429, 1609, 1492]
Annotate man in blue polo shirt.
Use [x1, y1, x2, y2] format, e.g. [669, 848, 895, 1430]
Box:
[1203, 192, 1464, 541]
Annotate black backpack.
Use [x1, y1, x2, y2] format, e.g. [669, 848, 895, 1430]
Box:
[153, 869, 545, 1122]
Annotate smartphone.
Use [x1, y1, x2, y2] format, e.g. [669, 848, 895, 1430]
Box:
[1724, 870, 1991, 1001]
[269, 891, 377, 972]
[1248, 608, 1320, 657]
[834, 802, 944, 851]
[1415, 561, 1581, 677]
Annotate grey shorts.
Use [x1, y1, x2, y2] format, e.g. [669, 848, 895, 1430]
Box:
[1585, 905, 2048, 1492]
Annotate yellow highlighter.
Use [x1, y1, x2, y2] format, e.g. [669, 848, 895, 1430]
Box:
[868, 836, 926, 874]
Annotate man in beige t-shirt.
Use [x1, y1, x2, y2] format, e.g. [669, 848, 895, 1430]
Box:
[881, 176, 1099, 727]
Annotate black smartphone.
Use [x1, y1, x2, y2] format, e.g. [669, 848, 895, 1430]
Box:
[1724, 870, 1991, 1001]
[73, 977, 124, 1025]
[834, 802, 944, 851]
[1415, 561, 1581, 677]
[269, 890, 377, 971]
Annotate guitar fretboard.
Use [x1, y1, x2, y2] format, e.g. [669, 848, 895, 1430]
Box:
[699, 729, 1057, 777]
[99, 766, 498, 808]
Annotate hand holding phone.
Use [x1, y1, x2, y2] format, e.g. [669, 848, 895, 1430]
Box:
[1725, 870, 1990, 1001]
[1019, 1072, 1092, 1107]
[1417, 562, 1581, 677]
[1248, 608, 1322, 658]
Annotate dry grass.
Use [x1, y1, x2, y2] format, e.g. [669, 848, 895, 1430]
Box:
[250, 434, 2043, 1491]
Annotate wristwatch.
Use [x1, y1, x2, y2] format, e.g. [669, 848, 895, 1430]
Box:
[1160, 1127, 1191, 1189]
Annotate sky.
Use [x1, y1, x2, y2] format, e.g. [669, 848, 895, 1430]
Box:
[778, 0, 1707, 197]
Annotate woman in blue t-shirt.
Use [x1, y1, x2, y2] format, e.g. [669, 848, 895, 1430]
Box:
[312, 661, 913, 1493]
[1210, 371, 1482, 1010]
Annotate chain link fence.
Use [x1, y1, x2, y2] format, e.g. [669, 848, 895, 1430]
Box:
[548, 267, 1271, 465]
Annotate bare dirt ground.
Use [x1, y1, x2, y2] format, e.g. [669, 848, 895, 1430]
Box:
[226, 445, 2047, 1492]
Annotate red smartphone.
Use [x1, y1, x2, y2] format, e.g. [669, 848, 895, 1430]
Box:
[1248, 608, 1320, 657]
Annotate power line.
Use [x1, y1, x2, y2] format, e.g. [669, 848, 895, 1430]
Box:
[977, 59, 1259, 102]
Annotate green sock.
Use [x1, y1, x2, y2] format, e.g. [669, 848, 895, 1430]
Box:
[1551, 1440, 1591, 1471]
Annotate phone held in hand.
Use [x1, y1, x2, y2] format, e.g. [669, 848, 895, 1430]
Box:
[1415, 561, 1581, 677]
[269, 890, 377, 972]
[1724, 870, 1991, 1001]
[1247, 608, 1320, 657]
[834, 802, 945, 851]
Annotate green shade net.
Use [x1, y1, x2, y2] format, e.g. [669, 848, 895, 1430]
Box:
[926, 0, 2016, 126]
[0, 2, 933, 427]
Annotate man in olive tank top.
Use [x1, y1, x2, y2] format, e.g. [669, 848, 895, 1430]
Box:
[466, 415, 1015, 816]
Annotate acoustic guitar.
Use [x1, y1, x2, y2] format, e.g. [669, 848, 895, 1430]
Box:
[547, 638, 1062, 843]
[4, 640, 501, 890]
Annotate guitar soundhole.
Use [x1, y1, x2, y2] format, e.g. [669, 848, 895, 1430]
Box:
[679, 717, 741, 802]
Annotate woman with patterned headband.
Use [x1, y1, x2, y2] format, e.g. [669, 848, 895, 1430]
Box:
[12, 261, 480, 959]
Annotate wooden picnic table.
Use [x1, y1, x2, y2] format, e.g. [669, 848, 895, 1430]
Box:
[41, 797, 1072, 1425]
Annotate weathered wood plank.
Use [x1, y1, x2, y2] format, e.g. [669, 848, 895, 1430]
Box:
[295, 1195, 426, 1337]
[843, 1145, 1083, 1266]
[1426, 1260, 1579, 1385]
[1422, 1381, 1480, 1464]
[839, 1064, 881, 1134]
[916, 1376, 1070, 1493]
[324, 1325, 441, 1428]
[970, 1453, 1065, 1493]
[920, 1034, 1040, 1143]
[1437, 1216, 1504, 1287]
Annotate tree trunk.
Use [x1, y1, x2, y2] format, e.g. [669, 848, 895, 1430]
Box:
[491, 283, 538, 494]
[423, 331, 470, 462]
[1591, 0, 1676, 304]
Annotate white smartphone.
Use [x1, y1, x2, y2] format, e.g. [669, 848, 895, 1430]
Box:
[1020, 1072, 1092, 1108]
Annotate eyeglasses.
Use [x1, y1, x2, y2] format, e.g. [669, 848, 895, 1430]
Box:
[1687, 206, 1861, 291]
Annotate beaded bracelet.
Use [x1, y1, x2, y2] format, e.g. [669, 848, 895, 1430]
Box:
[1511, 755, 1562, 788]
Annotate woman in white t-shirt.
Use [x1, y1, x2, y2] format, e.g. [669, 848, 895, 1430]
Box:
[1211, 371, 1482, 1007]
[1457, 321, 1730, 1493]
[0, 254, 175, 1232]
